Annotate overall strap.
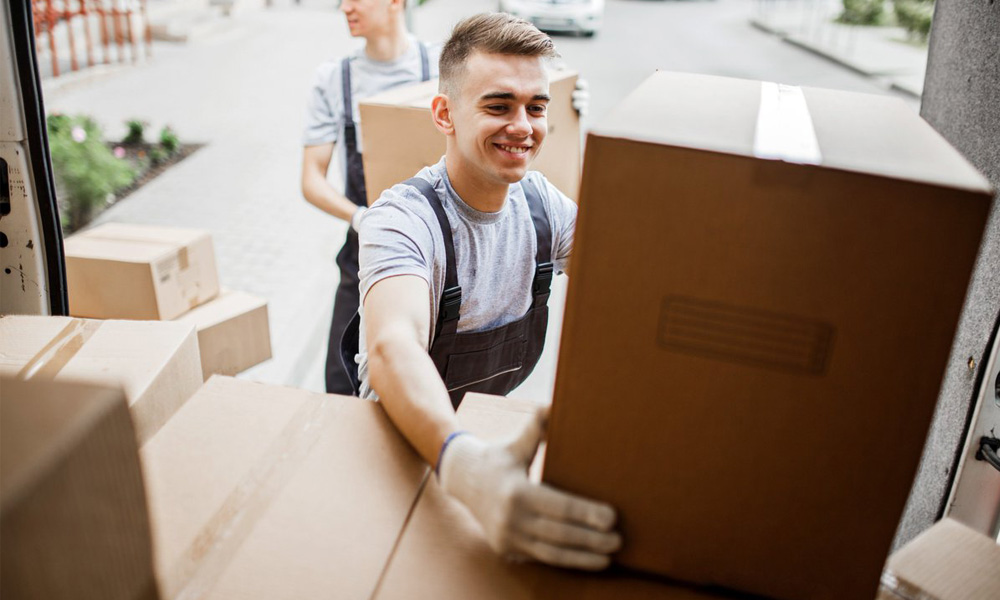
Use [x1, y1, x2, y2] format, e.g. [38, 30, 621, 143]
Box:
[340, 57, 358, 152]
[404, 177, 462, 338]
[520, 178, 554, 308]
[418, 42, 430, 82]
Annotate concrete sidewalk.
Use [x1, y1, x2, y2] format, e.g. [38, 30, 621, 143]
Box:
[750, 0, 929, 98]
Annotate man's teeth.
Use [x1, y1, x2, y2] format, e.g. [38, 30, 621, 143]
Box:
[499, 145, 528, 154]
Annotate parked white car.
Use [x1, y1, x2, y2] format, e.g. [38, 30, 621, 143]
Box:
[499, 0, 604, 37]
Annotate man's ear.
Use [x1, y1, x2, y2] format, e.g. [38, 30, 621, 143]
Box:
[431, 94, 455, 136]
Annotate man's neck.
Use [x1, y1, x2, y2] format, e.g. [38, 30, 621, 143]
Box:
[364, 21, 411, 63]
[445, 155, 510, 213]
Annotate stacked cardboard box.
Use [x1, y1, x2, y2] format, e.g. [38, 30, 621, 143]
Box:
[1, 377, 159, 600]
[64, 223, 272, 379]
[359, 69, 581, 205]
[0, 315, 202, 444]
[541, 71, 994, 600]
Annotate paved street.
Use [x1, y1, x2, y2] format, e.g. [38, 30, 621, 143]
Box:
[41, 0, 922, 398]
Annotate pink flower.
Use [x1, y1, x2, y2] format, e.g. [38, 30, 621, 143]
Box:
[114, 146, 126, 159]
[71, 126, 86, 143]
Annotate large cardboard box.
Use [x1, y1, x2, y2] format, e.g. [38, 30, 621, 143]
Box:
[374, 393, 745, 600]
[141, 376, 428, 599]
[173, 288, 272, 379]
[65, 223, 220, 320]
[1, 377, 159, 600]
[359, 69, 581, 205]
[542, 72, 994, 600]
[0, 315, 202, 444]
[877, 518, 1000, 600]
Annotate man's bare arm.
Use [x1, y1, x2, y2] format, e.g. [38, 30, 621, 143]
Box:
[301, 143, 364, 222]
[364, 274, 460, 467]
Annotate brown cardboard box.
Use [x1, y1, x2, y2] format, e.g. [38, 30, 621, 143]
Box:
[359, 69, 581, 205]
[0, 315, 202, 444]
[374, 393, 747, 600]
[542, 72, 994, 600]
[141, 376, 428, 599]
[173, 288, 272, 379]
[877, 519, 1000, 600]
[1, 377, 159, 600]
[65, 223, 220, 320]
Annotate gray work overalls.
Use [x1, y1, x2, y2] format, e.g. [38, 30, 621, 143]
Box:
[325, 44, 430, 394]
[340, 176, 554, 408]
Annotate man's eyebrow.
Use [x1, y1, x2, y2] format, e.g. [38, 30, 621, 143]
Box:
[479, 92, 552, 102]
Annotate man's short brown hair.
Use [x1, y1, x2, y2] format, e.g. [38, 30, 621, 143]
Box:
[439, 13, 559, 95]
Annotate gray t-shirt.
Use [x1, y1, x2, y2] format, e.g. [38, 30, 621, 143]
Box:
[355, 158, 577, 400]
[302, 37, 442, 187]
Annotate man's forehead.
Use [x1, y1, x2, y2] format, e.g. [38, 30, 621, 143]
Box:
[461, 52, 549, 97]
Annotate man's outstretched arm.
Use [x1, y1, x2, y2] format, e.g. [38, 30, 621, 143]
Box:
[364, 274, 622, 570]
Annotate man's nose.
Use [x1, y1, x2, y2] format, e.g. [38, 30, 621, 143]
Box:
[506, 106, 532, 137]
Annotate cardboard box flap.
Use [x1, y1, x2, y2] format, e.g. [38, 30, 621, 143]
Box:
[63, 236, 177, 263]
[142, 376, 428, 600]
[881, 518, 1000, 600]
[591, 71, 992, 193]
[80, 222, 212, 246]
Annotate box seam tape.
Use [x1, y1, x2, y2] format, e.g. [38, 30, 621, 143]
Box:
[17, 318, 102, 380]
[753, 82, 823, 166]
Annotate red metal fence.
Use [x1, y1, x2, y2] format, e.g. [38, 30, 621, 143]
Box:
[31, 0, 152, 78]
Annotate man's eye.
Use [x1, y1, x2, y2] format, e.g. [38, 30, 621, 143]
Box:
[486, 105, 507, 112]
[529, 105, 547, 115]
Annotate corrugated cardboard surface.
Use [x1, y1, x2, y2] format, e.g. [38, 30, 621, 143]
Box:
[360, 69, 580, 205]
[877, 519, 1000, 600]
[373, 393, 750, 600]
[65, 222, 220, 320]
[543, 72, 994, 600]
[1, 377, 158, 600]
[0, 315, 203, 444]
[173, 288, 272, 379]
[141, 376, 428, 600]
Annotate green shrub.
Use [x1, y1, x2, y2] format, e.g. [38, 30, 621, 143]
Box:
[123, 118, 146, 145]
[149, 146, 168, 166]
[159, 126, 180, 155]
[894, 0, 934, 41]
[47, 114, 135, 232]
[838, 0, 886, 25]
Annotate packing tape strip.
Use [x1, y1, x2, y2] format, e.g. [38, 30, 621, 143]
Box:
[753, 82, 822, 166]
[17, 318, 102, 380]
[165, 394, 338, 600]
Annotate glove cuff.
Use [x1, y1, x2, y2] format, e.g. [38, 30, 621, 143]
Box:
[350, 206, 367, 232]
[437, 433, 486, 503]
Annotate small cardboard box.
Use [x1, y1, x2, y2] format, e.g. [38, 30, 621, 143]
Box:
[0, 315, 202, 444]
[65, 223, 220, 320]
[877, 519, 1000, 600]
[1, 377, 159, 600]
[374, 393, 741, 600]
[174, 288, 272, 379]
[359, 69, 581, 205]
[141, 376, 428, 600]
[542, 72, 994, 600]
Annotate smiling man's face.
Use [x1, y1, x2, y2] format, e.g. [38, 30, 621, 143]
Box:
[445, 51, 550, 190]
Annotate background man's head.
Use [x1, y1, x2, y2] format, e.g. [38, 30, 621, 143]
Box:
[434, 14, 560, 189]
[339, 0, 406, 39]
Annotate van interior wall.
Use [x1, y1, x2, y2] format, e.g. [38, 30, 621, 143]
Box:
[896, 0, 1000, 550]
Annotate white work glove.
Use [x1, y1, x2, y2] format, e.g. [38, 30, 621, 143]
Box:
[571, 78, 590, 118]
[438, 408, 621, 570]
[350, 206, 366, 232]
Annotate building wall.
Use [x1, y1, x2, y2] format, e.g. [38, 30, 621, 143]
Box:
[896, 0, 1000, 548]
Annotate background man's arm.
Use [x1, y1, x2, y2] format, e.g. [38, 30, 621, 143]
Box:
[364, 274, 460, 466]
[301, 143, 365, 224]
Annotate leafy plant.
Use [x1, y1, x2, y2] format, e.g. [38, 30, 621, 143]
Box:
[149, 146, 168, 166]
[838, 0, 886, 25]
[123, 118, 146, 145]
[893, 0, 934, 41]
[159, 126, 180, 155]
[47, 114, 135, 232]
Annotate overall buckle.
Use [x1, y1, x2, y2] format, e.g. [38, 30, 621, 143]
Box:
[441, 286, 462, 321]
[532, 263, 554, 296]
